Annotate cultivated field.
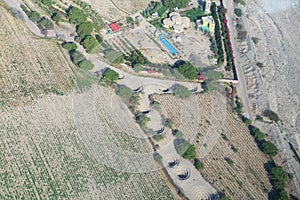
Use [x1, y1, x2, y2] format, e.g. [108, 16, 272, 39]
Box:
[153, 92, 272, 199]
[0, 6, 76, 108]
[0, 85, 174, 199]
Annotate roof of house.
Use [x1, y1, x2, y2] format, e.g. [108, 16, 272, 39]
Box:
[109, 22, 122, 33]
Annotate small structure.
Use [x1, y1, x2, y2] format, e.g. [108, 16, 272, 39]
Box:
[196, 16, 215, 32]
[162, 12, 190, 33]
[204, 0, 212, 14]
[151, 12, 159, 18]
[108, 22, 122, 33]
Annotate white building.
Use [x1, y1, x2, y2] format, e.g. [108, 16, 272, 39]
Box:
[162, 12, 190, 33]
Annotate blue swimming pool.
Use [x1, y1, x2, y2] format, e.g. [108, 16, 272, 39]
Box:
[160, 34, 178, 55]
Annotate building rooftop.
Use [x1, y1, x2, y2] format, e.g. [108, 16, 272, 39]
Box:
[108, 22, 122, 33]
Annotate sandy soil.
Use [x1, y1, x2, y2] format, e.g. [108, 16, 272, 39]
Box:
[224, 0, 300, 197]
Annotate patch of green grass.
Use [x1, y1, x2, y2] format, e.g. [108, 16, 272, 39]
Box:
[180, 7, 204, 21]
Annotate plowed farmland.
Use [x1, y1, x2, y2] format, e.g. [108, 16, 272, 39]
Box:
[153, 92, 272, 199]
[0, 6, 76, 108]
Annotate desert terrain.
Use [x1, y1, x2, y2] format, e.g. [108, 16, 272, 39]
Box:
[224, 0, 300, 197]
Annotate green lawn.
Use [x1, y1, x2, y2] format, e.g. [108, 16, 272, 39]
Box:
[180, 7, 205, 21]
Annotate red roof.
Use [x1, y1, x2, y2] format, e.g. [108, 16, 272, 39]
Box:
[109, 22, 122, 33]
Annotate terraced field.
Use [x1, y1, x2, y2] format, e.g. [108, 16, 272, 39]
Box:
[153, 92, 272, 199]
[0, 6, 76, 108]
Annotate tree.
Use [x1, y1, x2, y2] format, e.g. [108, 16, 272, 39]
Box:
[263, 142, 278, 157]
[164, 118, 173, 129]
[194, 158, 204, 170]
[174, 138, 196, 160]
[263, 110, 280, 122]
[62, 42, 77, 52]
[162, 0, 189, 9]
[115, 85, 134, 102]
[42, 0, 53, 7]
[80, 35, 100, 53]
[174, 84, 191, 99]
[70, 51, 86, 65]
[37, 17, 54, 30]
[28, 11, 41, 22]
[67, 6, 87, 25]
[270, 166, 288, 190]
[78, 60, 94, 70]
[104, 49, 124, 64]
[234, 8, 243, 17]
[76, 22, 94, 38]
[51, 13, 61, 23]
[103, 69, 119, 81]
[176, 62, 197, 80]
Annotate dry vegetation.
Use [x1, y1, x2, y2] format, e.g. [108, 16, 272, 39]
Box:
[0, 6, 76, 108]
[81, 0, 151, 21]
[153, 92, 273, 199]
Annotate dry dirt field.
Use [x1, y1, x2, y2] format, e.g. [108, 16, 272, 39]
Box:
[153, 92, 272, 199]
[0, 5, 76, 108]
[81, 0, 151, 21]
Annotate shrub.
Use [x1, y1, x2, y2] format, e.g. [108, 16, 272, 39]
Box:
[70, 51, 86, 65]
[270, 166, 288, 190]
[51, 13, 61, 23]
[164, 118, 173, 129]
[234, 8, 243, 17]
[37, 17, 54, 30]
[263, 110, 280, 122]
[28, 11, 41, 22]
[174, 138, 196, 160]
[225, 157, 234, 165]
[172, 129, 183, 138]
[104, 49, 124, 64]
[242, 116, 252, 125]
[256, 115, 264, 121]
[173, 84, 191, 99]
[62, 42, 77, 52]
[153, 153, 163, 165]
[256, 62, 264, 68]
[153, 134, 164, 141]
[80, 35, 100, 53]
[252, 37, 260, 44]
[175, 61, 197, 80]
[78, 60, 94, 70]
[194, 158, 204, 170]
[103, 69, 119, 81]
[115, 84, 134, 102]
[76, 22, 94, 38]
[135, 113, 150, 128]
[263, 142, 278, 157]
[67, 6, 86, 25]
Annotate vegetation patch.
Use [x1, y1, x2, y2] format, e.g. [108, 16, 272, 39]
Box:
[174, 138, 196, 160]
[173, 84, 191, 99]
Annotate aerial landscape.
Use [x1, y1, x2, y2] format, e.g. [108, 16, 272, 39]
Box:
[0, 0, 299, 199]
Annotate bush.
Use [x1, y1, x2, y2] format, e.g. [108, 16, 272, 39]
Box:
[37, 17, 54, 30]
[70, 51, 86, 65]
[252, 37, 260, 44]
[263, 110, 280, 122]
[51, 13, 61, 23]
[62, 42, 77, 52]
[103, 69, 119, 81]
[67, 6, 86, 25]
[234, 8, 243, 17]
[104, 49, 124, 64]
[76, 22, 94, 38]
[263, 142, 278, 157]
[124, 50, 148, 67]
[270, 166, 288, 190]
[153, 153, 163, 165]
[248, 125, 266, 141]
[173, 84, 191, 99]
[194, 158, 204, 170]
[115, 85, 134, 102]
[135, 112, 150, 128]
[164, 118, 173, 129]
[256, 115, 264, 121]
[225, 157, 234, 165]
[78, 60, 94, 70]
[174, 138, 196, 160]
[175, 61, 197, 80]
[242, 116, 252, 125]
[172, 129, 183, 138]
[80, 35, 100, 53]
[256, 62, 264, 68]
[28, 11, 41, 22]
[153, 134, 164, 142]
